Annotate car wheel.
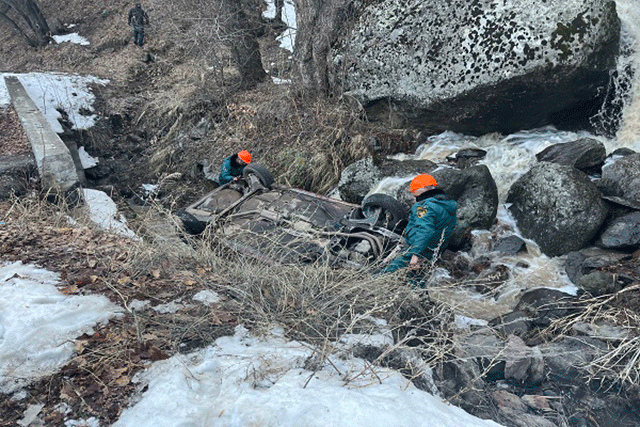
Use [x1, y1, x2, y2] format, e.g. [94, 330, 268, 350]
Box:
[361, 193, 409, 231]
[174, 209, 206, 235]
[243, 163, 274, 189]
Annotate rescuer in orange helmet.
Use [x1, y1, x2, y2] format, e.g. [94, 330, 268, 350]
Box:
[381, 173, 457, 274]
[218, 150, 252, 185]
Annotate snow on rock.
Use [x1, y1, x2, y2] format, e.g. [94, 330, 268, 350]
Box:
[114, 325, 503, 427]
[0, 261, 122, 394]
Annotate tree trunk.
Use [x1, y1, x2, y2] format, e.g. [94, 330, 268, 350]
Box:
[0, 0, 50, 46]
[292, 0, 354, 96]
[221, 0, 267, 89]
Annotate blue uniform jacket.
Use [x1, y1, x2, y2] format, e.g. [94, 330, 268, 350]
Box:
[404, 190, 457, 259]
[218, 155, 245, 185]
[381, 188, 457, 274]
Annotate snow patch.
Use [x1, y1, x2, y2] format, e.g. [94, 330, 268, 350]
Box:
[0, 261, 122, 394]
[82, 189, 138, 239]
[52, 33, 90, 46]
[113, 326, 503, 427]
[78, 146, 98, 169]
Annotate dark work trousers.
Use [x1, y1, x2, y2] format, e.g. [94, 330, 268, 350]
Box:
[133, 28, 145, 46]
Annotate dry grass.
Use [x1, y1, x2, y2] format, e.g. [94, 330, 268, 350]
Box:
[540, 287, 640, 389]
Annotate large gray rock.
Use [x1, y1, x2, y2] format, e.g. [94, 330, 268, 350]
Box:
[596, 211, 640, 250]
[535, 138, 607, 172]
[506, 162, 608, 256]
[333, 0, 620, 135]
[598, 153, 640, 201]
[433, 165, 499, 249]
[336, 156, 437, 204]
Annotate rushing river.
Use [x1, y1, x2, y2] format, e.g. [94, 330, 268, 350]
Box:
[370, 0, 640, 320]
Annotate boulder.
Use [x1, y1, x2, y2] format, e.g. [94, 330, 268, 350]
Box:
[502, 335, 544, 385]
[535, 137, 606, 172]
[514, 288, 579, 327]
[336, 156, 437, 204]
[598, 153, 640, 201]
[433, 165, 499, 249]
[506, 162, 608, 256]
[578, 270, 621, 295]
[333, 0, 620, 135]
[564, 247, 629, 284]
[596, 211, 640, 250]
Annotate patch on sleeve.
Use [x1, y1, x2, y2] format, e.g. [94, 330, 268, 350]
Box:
[416, 207, 427, 218]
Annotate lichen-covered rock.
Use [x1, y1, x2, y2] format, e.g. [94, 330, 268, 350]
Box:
[506, 162, 608, 256]
[334, 0, 620, 134]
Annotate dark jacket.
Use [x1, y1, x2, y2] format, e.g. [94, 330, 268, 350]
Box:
[404, 188, 457, 259]
[128, 6, 149, 30]
[218, 154, 246, 185]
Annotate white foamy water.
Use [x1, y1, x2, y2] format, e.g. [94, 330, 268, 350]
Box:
[373, 1, 640, 314]
[612, 0, 640, 150]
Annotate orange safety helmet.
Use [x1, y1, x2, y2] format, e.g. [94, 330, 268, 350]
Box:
[410, 174, 437, 193]
[238, 150, 252, 164]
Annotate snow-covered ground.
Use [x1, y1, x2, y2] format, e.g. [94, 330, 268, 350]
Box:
[1, 261, 502, 427]
[0, 262, 122, 395]
[52, 33, 90, 46]
[0, 72, 108, 132]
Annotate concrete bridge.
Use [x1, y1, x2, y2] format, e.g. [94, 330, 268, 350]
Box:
[4, 75, 85, 193]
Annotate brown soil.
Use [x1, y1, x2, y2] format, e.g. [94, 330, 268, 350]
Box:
[0, 107, 30, 156]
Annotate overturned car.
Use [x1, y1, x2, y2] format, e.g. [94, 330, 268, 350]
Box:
[176, 164, 410, 268]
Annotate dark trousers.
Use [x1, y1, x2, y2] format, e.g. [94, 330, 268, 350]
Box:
[133, 29, 145, 46]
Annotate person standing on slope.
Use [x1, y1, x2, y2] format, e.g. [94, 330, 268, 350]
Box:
[128, 3, 149, 47]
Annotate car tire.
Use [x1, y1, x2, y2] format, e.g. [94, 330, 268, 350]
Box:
[243, 163, 274, 189]
[361, 193, 409, 231]
[174, 209, 206, 235]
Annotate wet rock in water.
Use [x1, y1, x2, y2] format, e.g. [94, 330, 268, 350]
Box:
[577, 270, 621, 296]
[596, 211, 640, 250]
[514, 288, 578, 328]
[447, 148, 487, 168]
[494, 235, 527, 255]
[434, 165, 499, 249]
[507, 162, 608, 256]
[535, 137, 606, 173]
[597, 153, 640, 201]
